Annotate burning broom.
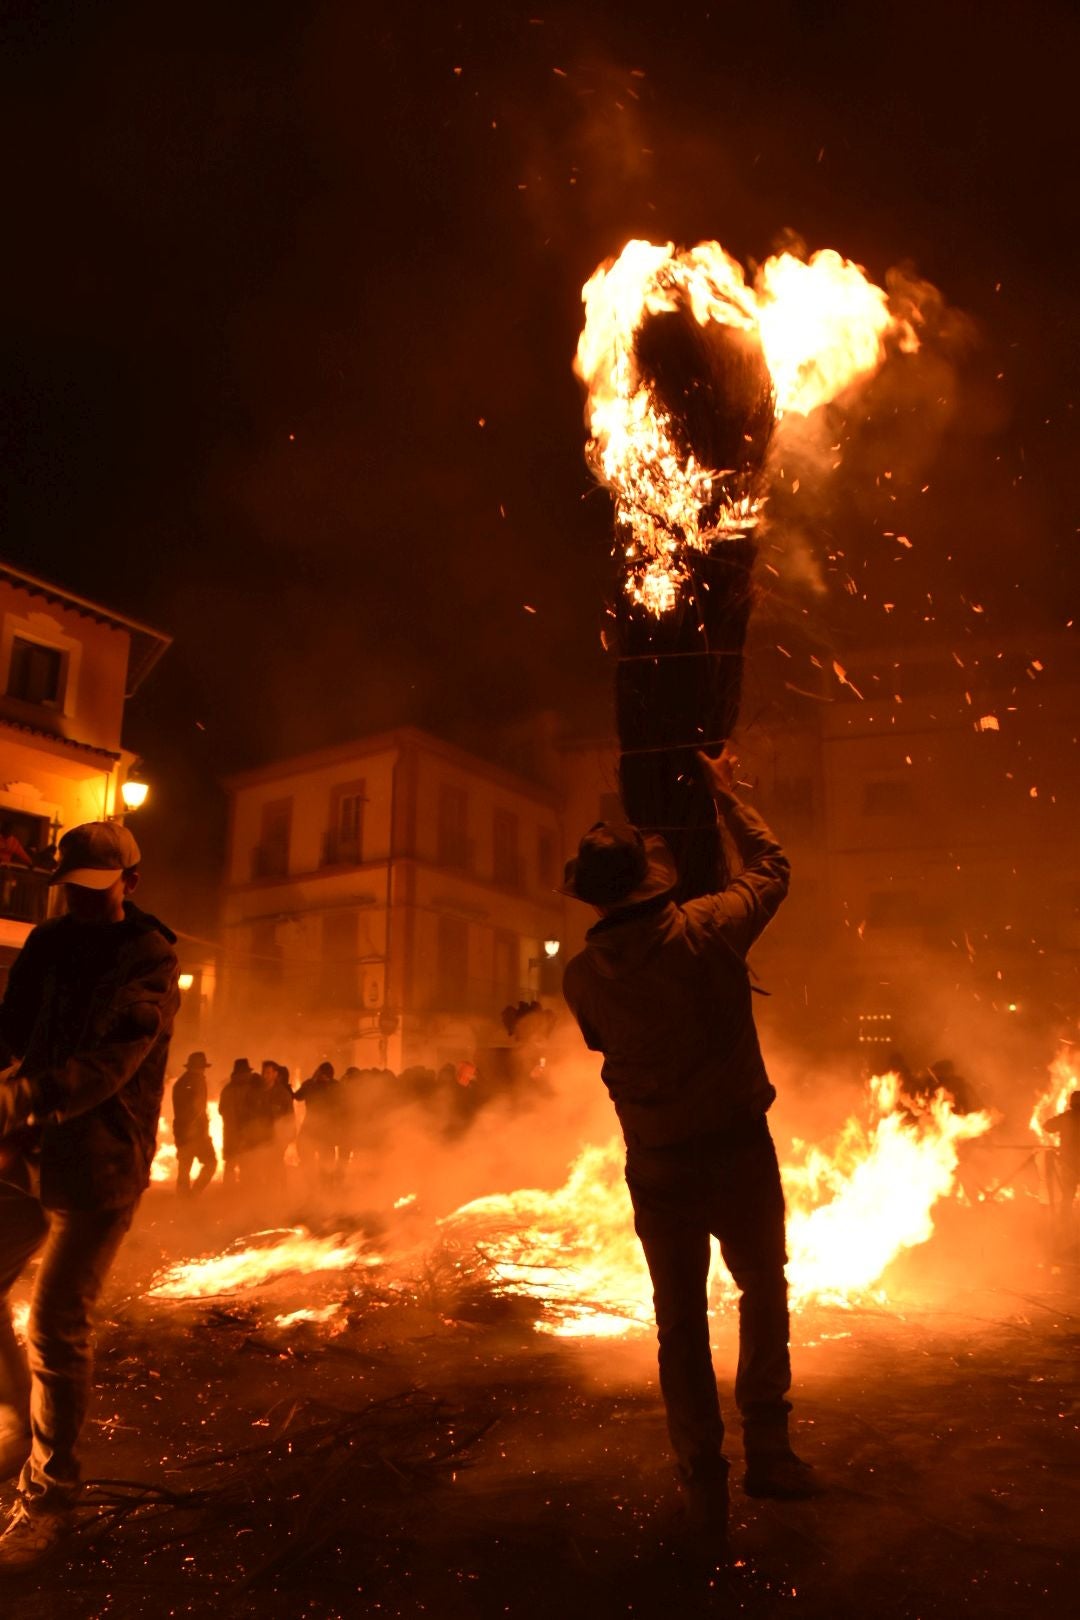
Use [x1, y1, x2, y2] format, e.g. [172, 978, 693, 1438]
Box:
[575, 237, 917, 898]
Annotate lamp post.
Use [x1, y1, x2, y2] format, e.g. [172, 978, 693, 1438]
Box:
[120, 774, 149, 813]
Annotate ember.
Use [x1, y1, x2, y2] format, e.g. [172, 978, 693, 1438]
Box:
[148, 1228, 383, 1301]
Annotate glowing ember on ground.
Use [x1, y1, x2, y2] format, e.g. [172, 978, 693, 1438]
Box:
[274, 1302, 345, 1329]
[148, 1229, 381, 1300]
[441, 1144, 652, 1338]
[576, 238, 918, 614]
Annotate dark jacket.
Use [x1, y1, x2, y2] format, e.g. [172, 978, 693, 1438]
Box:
[218, 1071, 257, 1158]
[172, 1068, 210, 1144]
[562, 797, 789, 1150]
[0, 903, 180, 1209]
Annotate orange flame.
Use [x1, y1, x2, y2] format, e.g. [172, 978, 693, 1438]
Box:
[144, 1074, 986, 1337]
[1028, 1046, 1077, 1144]
[148, 1229, 382, 1301]
[443, 1071, 988, 1334]
[576, 238, 918, 614]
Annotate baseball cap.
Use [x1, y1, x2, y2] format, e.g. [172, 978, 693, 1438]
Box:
[52, 822, 141, 889]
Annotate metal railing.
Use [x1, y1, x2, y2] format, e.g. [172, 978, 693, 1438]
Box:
[0, 866, 52, 925]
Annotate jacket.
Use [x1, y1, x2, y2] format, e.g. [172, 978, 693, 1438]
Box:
[0, 902, 180, 1209]
[172, 1068, 210, 1144]
[562, 796, 789, 1150]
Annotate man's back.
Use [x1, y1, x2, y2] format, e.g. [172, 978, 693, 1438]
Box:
[0, 904, 179, 1208]
[563, 795, 788, 1150]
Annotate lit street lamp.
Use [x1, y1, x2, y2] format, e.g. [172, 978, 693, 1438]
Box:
[120, 770, 149, 812]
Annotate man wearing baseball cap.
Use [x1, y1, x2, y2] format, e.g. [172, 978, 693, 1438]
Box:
[0, 820, 179, 1569]
[561, 748, 817, 1547]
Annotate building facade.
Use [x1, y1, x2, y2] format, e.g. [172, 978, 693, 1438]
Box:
[557, 630, 1080, 1067]
[220, 728, 564, 1073]
[0, 560, 170, 973]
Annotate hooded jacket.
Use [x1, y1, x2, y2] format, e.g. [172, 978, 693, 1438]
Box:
[0, 902, 180, 1209]
[562, 796, 789, 1150]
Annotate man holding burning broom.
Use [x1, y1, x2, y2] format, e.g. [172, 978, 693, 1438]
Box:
[562, 747, 817, 1538]
[564, 233, 918, 1536]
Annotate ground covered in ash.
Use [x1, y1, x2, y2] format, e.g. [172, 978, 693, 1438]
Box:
[3, 1191, 1076, 1620]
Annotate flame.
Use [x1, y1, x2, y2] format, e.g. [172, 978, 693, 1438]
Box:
[443, 1072, 988, 1334]
[756, 249, 916, 417]
[150, 1109, 225, 1185]
[142, 1074, 987, 1338]
[148, 1229, 381, 1301]
[273, 1302, 344, 1329]
[1028, 1045, 1077, 1144]
[782, 1073, 991, 1303]
[576, 238, 917, 614]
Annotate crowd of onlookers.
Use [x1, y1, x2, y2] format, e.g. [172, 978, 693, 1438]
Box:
[169, 1040, 553, 1196]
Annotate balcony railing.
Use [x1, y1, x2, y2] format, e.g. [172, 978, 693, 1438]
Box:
[321, 832, 362, 868]
[0, 866, 52, 926]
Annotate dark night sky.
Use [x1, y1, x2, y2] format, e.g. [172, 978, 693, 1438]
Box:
[2, 0, 1078, 926]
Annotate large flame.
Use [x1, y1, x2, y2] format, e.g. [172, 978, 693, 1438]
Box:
[1028, 1045, 1077, 1144]
[144, 1075, 988, 1337]
[575, 238, 917, 614]
[445, 1072, 989, 1334]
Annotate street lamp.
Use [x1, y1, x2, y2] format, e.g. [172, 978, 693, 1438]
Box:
[120, 769, 149, 812]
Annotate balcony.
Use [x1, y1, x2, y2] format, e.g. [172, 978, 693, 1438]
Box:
[321, 832, 362, 868]
[0, 866, 52, 926]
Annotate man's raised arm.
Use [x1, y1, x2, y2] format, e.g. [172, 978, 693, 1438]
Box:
[690, 747, 791, 956]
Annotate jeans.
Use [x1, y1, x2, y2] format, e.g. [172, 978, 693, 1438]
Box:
[176, 1128, 217, 1195]
[0, 1179, 135, 1510]
[625, 1114, 792, 1477]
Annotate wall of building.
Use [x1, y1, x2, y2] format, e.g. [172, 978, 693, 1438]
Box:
[0, 578, 129, 756]
[219, 730, 565, 1077]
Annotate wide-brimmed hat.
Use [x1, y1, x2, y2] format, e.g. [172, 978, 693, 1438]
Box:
[186, 1052, 210, 1069]
[230, 1058, 253, 1075]
[560, 822, 678, 908]
[52, 821, 141, 889]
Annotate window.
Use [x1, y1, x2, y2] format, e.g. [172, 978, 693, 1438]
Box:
[863, 780, 914, 816]
[322, 910, 359, 1007]
[493, 809, 520, 888]
[325, 779, 365, 865]
[537, 829, 557, 889]
[253, 798, 291, 879]
[437, 784, 469, 869]
[436, 914, 469, 1010]
[7, 638, 63, 708]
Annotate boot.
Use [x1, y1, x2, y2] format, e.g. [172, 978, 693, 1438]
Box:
[742, 1410, 821, 1500]
[679, 1456, 730, 1547]
[743, 1449, 821, 1499]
